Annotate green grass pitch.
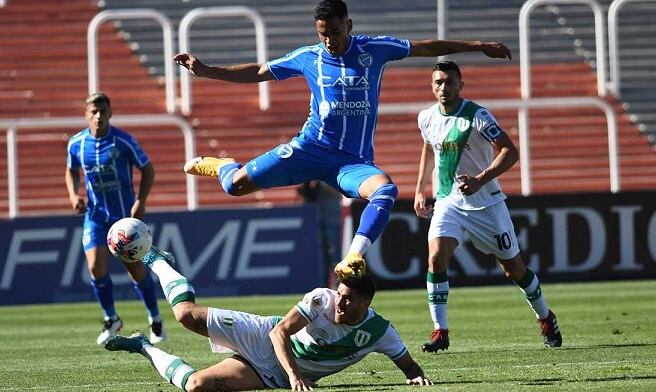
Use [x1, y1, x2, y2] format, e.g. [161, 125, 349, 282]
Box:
[1, 280, 655, 391]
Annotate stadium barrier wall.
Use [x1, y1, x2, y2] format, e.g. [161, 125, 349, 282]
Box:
[351, 191, 656, 290]
[0, 206, 322, 306]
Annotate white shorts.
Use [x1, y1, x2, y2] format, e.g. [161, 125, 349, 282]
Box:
[207, 308, 288, 388]
[428, 201, 520, 260]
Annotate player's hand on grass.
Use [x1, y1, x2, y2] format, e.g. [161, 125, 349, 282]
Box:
[289, 375, 316, 391]
[480, 41, 512, 61]
[406, 376, 433, 386]
[70, 195, 86, 214]
[174, 53, 207, 77]
[414, 192, 433, 219]
[457, 174, 482, 196]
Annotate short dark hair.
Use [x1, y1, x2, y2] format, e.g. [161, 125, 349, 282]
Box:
[314, 0, 348, 21]
[339, 273, 376, 301]
[86, 92, 111, 108]
[433, 60, 462, 79]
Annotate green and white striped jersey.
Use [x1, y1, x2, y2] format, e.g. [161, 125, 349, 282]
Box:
[418, 99, 507, 210]
[292, 288, 408, 379]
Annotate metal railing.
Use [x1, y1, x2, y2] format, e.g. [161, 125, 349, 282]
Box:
[520, 0, 608, 98]
[88, 9, 176, 113]
[436, 0, 448, 61]
[379, 96, 619, 196]
[0, 114, 197, 218]
[178, 6, 270, 115]
[608, 0, 652, 98]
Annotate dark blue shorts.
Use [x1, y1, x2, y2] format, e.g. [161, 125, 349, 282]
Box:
[244, 139, 386, 198]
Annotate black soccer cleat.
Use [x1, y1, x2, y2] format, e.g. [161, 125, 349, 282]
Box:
[539, 310, 562, 348]
[421, 328, 449, 352]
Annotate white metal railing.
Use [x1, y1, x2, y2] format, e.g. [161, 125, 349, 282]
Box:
[0, 115, 197, 218]
[520, 0, 608, 98]
[178, 6, 270, 115]
[436, 0, 448, 61]
[608, 0, 652, 98]
[379, 96, 619, 196]
[88, 9, 176, 113]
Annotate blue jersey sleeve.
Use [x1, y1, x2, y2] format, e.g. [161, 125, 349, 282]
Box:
[66, 137, 81, 169]
[127, 136, 149, 168]
[266, 46, 314, 81]
[115, 129, 150, 169]
[362, 35, 411, 63]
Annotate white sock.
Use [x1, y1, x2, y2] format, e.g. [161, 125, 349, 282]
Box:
[348, 234, 371, 256]
[427, 280, 449, 330]
[142, 345, 195, 391]
[149, 259, 195, 307]
[519, 273, 549, 319]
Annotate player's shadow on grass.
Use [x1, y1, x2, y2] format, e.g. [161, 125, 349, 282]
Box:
[420, 341, 656, 355]
[323, 379, 494, 390]
[322, 383, 403, 391]
[518, 374, 656, 385]
[324, 374, 656, 389]
[549, 342, 656, 351]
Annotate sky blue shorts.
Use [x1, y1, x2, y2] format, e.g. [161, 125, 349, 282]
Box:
[245, 138, 386, 198]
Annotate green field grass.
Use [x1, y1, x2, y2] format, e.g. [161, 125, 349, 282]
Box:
[1, 280, 655, 391]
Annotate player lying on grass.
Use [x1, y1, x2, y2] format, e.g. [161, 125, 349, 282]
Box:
[105, 245, 432, 391]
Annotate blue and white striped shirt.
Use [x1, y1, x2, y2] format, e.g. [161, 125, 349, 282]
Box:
[67, 125, 149, 223]
[267, 35, 411, 161]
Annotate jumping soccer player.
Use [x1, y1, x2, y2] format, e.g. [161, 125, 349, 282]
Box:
[175, 0, 512, 279]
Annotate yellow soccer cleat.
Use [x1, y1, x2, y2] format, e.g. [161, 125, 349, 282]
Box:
[183, 156, 236, 177]
[334, 253, 367, 279]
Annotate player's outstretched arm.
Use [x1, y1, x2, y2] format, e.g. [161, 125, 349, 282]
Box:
[174, 53, 276, 83]
[409, 40, 511, 60]
[269, 307, 317, 391]
[393, 352, 433, 386]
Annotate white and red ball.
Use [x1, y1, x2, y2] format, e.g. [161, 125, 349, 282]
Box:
[107, 218, 152, 263]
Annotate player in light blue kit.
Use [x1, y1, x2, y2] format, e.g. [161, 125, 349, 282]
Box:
[65, 93, 166, 345]
[175, 0, 512, 279]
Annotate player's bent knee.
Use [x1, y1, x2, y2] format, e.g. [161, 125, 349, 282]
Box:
[172, 302, 195, 325]
[370, 183, 398, 209]
[373, 183, 398, 199]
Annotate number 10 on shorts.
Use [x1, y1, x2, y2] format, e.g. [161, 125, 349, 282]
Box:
[494, 231, 513, 251]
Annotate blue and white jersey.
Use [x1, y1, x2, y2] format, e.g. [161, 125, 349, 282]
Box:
[67, 125, 149, 223]
[267, 35, 411, 161]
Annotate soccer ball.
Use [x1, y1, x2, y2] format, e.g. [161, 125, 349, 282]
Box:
[107, 218, 152, 263]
